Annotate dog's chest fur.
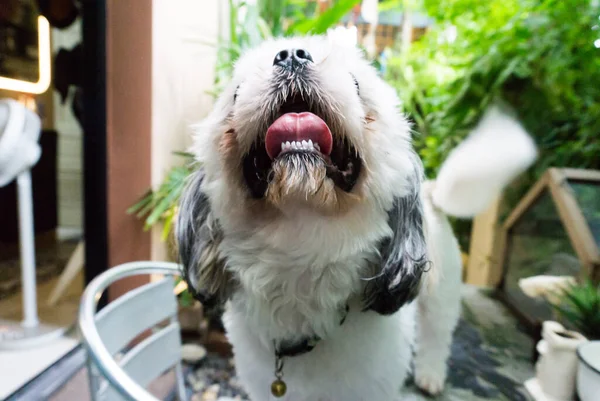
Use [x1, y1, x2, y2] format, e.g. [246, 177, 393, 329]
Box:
[220, 231, 382, 345]
[213, 196, 392, 345]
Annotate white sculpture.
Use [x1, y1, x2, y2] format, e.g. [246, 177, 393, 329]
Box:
[0, 98, 65, 349]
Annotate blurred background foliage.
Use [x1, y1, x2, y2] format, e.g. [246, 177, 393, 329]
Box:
[131, 0, 600, 252]
[386, 0, 600, 202]
[210, 0, 362, 97]
[383, 0, 600, 247]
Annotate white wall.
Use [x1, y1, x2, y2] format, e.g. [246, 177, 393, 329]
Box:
[51, 20, 83, 238]
[151, 0, 228, 259]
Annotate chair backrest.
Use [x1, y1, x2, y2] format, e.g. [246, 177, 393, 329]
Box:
[79, 261, 188, 401]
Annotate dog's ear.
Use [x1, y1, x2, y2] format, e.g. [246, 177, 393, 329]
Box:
[176, 169, 231, 308]
[364, 155, 429, 315]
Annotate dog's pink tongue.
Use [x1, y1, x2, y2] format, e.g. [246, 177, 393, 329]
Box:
[265, 112, 333, 159]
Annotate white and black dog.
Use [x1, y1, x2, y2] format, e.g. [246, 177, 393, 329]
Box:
[176, 35, 536, 401]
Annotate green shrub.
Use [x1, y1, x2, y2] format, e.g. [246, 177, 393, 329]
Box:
[386, 0, 600, 192]
[384, 0, 600, 247]
[552, 279, 600, 340]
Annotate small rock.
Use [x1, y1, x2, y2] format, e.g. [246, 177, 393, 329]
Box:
[229, 376, 242, 389]
[192, 379, 206, 392]
[196, 369, 209, 377]
[211, 370, 230, 382]
[182, 343, 208, 363]
[202, 384, 220, 401]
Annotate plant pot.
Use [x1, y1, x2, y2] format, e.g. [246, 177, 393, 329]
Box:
[177, 302, 204, 334]
[577, 341, 600, 401]
[534, 321, 588, 401]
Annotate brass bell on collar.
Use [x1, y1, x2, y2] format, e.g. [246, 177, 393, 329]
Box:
[271, 379, 287, 397]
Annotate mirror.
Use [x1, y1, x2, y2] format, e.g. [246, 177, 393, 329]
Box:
[0, 0, 51, 94]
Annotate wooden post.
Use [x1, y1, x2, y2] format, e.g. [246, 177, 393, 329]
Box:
[105, 0, 153, 300]
[465, 196, 504, 287]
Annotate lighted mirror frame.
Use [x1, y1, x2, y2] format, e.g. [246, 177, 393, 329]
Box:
[0, 16, 51, 94]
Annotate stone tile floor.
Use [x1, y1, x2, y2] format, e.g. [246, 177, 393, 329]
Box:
[186, 285, 535, 401]
[400, 286, 535, 401]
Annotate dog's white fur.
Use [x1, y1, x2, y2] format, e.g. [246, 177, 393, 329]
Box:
[431, 104, 537, 218]
[178, 35, 536, 401]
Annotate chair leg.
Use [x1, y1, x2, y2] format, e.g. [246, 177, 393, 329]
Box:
[174, 362, 188, 401]
[86, 355, 100, 401]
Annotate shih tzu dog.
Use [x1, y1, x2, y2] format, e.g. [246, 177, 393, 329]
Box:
[176, 35, 536, 401]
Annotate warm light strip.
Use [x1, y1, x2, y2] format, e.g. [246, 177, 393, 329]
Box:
[0, 16, 52, 94]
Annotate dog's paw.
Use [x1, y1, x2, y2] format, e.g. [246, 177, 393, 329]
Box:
[414, 370, 446, 396]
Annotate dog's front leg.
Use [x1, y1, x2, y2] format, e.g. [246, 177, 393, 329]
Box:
[412, 189, 462, 395]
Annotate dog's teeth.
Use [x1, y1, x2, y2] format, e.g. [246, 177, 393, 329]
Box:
[280, 140, 320, 153]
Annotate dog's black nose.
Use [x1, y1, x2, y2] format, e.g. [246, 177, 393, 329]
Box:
[273, 48, 313, 70]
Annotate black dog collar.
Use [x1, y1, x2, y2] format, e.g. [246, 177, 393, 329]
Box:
[274, 304, 350, 358]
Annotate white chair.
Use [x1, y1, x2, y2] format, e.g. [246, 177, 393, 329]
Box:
[78, 261, 188, 401]
[0, 98, 66, 349]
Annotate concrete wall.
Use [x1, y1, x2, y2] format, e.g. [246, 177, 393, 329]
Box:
[150, 0, 226, 260]
[103, 0, 223, 297]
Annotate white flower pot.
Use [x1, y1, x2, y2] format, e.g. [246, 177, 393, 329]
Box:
[535, 321, 587, 401]
[577, 341, 600, 401]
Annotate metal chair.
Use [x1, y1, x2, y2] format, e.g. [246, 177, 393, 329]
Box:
[78, 261, 188, 401]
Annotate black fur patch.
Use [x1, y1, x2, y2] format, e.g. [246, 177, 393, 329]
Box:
[363, 158, 429, 315]
[176, 169, 231, 308]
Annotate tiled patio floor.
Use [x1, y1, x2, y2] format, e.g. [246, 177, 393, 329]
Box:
[187, 285, 535, 401]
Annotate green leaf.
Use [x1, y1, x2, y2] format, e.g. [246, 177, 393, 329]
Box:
[286, 0, 360, 35]
[161, 210, 176, 241]
[551, 280, 600, 339]
[172, 151, 195, 159]
[127, 191, 153, 215]
[178, 289, 195, 308]
[379, 0, 402, 12]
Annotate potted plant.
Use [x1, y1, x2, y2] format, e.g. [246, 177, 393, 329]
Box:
[531, 320, 587, 401]
[518, 276, 591, 401]
[552, 280, 600, 401]
[127, 153, 206, 333]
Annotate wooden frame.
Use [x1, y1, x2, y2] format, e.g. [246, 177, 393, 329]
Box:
[497, 168, 600, 332]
